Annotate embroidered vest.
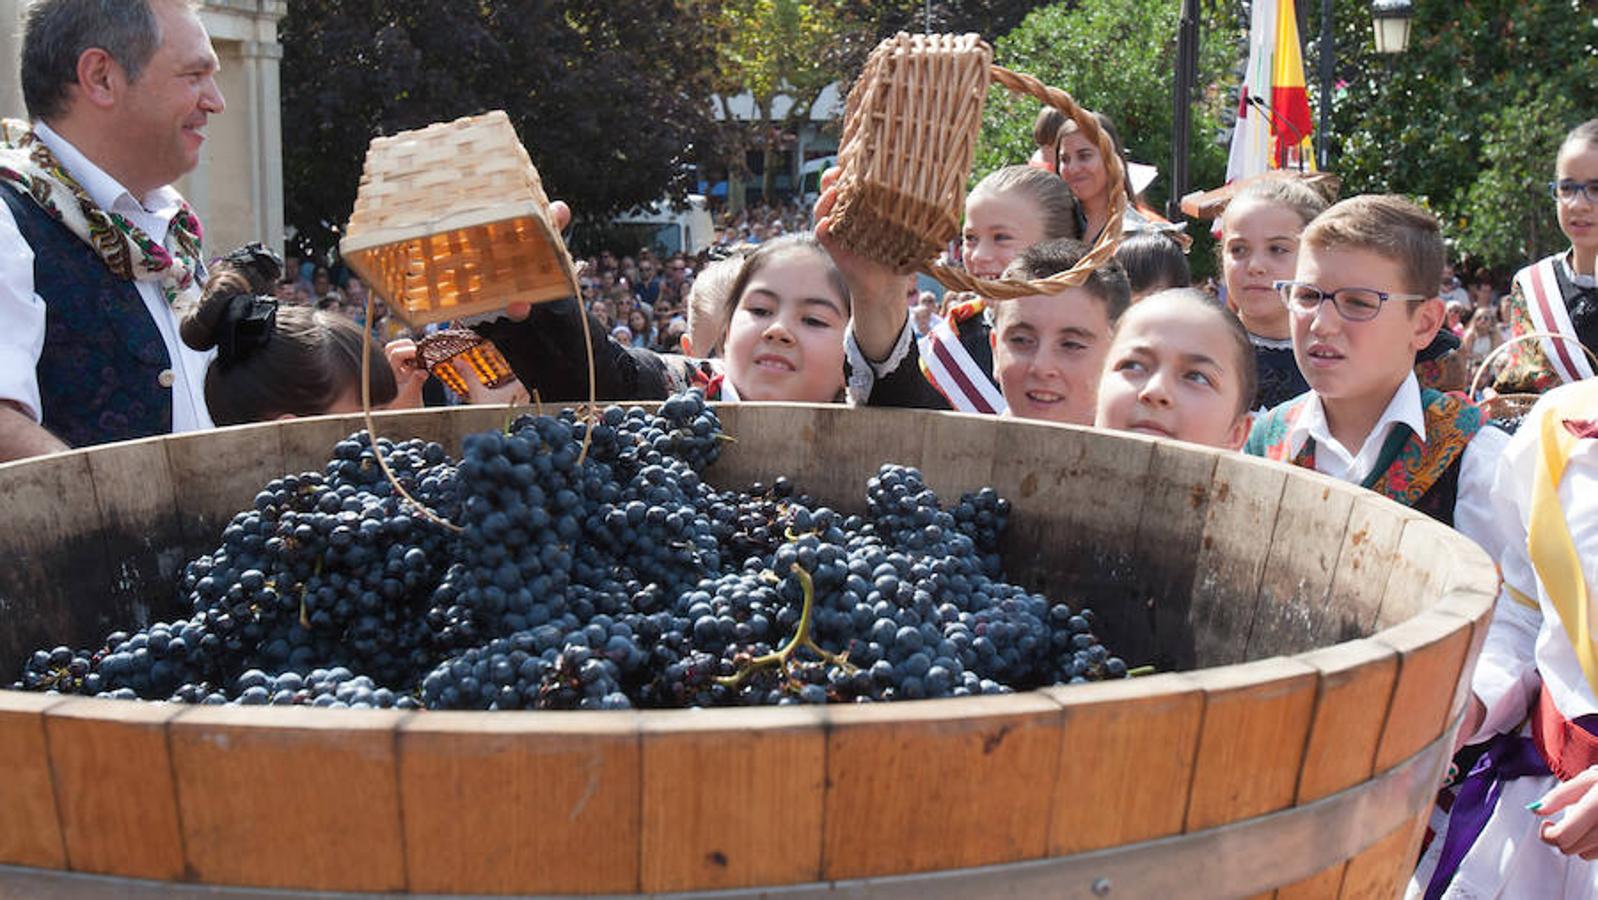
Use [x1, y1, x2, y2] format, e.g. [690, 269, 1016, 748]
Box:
[1245, 388, 1486, 525]
[1, 188, 172, 446]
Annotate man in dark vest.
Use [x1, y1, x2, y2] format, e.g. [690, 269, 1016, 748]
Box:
[0, 0, 225, 461]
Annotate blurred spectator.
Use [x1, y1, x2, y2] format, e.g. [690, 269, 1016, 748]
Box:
[910, 291, 942, 338]
[311, 265, 342, 304]
[683, 251, 745, 357]
[1439, 263, 1470, 306]
[626, 308, 654, 349]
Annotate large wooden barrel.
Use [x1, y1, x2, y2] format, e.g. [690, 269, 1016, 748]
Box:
[0, 405, 1496, 898]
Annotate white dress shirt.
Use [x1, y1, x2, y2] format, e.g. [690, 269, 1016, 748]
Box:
[1469, 381, 1598, 741]
[1275, 372, 1512, 560]
[0, 121, 213, 432]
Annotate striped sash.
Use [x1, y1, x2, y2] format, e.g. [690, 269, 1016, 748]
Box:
[1517, 256, 1595, 384]
[918, 306, 1007, 415]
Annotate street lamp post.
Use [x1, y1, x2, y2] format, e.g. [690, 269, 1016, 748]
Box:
[1169, 0, 1200, 220]
[1370, 0, 1416, 54]
[1316, 0, 1415, 170]
[1315, 0, 1336, 170]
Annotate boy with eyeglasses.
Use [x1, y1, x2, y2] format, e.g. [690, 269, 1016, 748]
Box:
[1245, 194, 1510, 541]
[1494, 118, 1598, 394]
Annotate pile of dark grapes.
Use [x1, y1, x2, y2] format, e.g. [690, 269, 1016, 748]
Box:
[13, 390, 1130, 710]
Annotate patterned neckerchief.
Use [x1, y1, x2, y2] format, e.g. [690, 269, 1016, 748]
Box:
[0, 119, 203, 307]
[1260, 389, 1485, 506]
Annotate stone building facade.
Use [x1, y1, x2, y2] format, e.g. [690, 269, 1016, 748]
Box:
[0, 0, 286, 258]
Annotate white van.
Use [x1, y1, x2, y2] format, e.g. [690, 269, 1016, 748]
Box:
[799, 155, 837, 208]
[610, 194, 715, 257]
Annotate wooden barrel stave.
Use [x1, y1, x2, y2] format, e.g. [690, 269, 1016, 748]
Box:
[398, 709, 644, 895]
[1135, 442, 1226, 674]
[640, 705, 828, 892]
[821, 693, 1064, 880]
[1183, 656, 1322, 833]
[1187, 454, 1289, 669]
[45, 696, 187, 881]
[170, 705, 411, 891]
[1293, 639, 1403, 805]
[0, 690, 66, 870]
[1247, 471, 1360, 661]
[1043, 673, 1207, 856]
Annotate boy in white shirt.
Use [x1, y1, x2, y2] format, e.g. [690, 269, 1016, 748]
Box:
[1243, 194, 1508, 553]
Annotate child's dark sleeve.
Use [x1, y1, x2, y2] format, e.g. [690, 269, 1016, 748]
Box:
[470, 298, 679, 401]
[865, 335, 953, 410]
[848, 318, 953, 411]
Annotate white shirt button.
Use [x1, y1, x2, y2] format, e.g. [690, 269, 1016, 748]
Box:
[158, 369, 176, 389]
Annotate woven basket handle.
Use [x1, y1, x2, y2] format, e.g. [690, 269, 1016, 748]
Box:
[1469, 330, 1598, 398]
[924, 65, 1128, 300]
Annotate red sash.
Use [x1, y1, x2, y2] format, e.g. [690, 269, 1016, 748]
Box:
[1532, 686, 1598, 781]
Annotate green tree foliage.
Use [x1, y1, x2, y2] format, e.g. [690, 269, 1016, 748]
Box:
[972, 0, 1239, 275]
[872, 0, 1042, 43]
[1458, 85, 1573, 267]
[709, 0, 913, 204]
[1316, 0, 1598, 268]
[279, 0, 721, 252]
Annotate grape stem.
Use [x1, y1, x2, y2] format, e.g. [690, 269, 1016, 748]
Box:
[715, 563, 855, 690]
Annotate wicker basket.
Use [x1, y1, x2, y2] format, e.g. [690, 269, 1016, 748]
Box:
[827, 33, 1126, 301]
[414, 330, 517, 397]
[340, 111, 578, 328]
[1470, 330, 1598, 420]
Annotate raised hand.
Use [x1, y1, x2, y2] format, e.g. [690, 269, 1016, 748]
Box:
[812, 167, 915, 361]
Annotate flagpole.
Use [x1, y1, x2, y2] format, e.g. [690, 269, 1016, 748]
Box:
[1316, 0, 1334, 169]
[1170, 0, 1199, 219]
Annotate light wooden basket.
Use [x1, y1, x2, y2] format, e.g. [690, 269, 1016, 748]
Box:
[340, 111, 578, 328]
[1470, 330, 1598, 420]
[414, 330, 516, 396]
[828, 32, 1126, 301]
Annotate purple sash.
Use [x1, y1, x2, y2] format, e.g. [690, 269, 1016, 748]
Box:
[1424, 732, 1550, 899]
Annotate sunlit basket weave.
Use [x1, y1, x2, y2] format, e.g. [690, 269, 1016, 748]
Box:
[414, 329, 517, 396]
[1470, 330, 1598, 420]
[828, 32, 1126, 300]
[340, 111, 578, 328]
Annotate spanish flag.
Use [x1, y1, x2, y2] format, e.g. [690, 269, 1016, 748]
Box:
[1269, 0, 1315, 169]
[1226, 0, 1316, 181]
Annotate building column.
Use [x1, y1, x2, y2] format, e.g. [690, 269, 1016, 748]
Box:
[1, 0, 27, 120]
[242, 39, 284, 253]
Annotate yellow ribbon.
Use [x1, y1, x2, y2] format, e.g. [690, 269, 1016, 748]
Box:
[1528, 381, 1598, 697]
[1506, 584, 1540, 611]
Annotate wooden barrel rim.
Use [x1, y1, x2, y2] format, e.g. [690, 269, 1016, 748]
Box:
[0, 405, 1499, 895]
[0, 726, 1453, 899]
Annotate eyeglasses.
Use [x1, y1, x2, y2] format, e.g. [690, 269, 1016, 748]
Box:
[1274, 280, 1427, 322]
[1549, 180, 1598, 205]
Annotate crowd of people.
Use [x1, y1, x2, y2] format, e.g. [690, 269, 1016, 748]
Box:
[3, 1, 1598, 897]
